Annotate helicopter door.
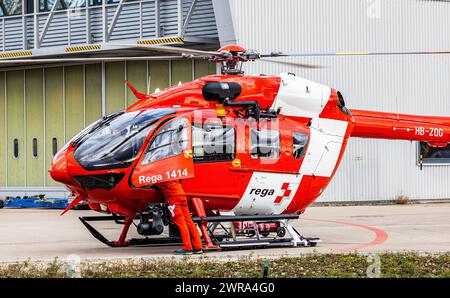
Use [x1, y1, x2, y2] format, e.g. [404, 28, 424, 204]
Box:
[131, 117, 194, 187]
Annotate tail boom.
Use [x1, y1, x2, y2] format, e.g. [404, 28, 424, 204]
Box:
[350, 109, 450, 146]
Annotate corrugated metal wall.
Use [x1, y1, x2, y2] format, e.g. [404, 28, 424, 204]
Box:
[184, 0, 218, 38]
[228, 0, 450, 202]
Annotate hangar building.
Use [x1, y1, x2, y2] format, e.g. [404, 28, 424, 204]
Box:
[225, 0, 450, 203]
[1, 0, 450, 203]
[0, 0, 218, 198]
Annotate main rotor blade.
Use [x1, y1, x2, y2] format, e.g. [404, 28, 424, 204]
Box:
[260, 58, 324, 69]
[261, 50, 450, 58]
[0, 56, 188, 64]
[118, 44, 226, 57]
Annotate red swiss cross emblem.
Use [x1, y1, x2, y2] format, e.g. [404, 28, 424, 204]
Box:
[274, 182, 292, 204]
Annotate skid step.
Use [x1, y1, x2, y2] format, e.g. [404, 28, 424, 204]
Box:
[215, 237, 320, 251]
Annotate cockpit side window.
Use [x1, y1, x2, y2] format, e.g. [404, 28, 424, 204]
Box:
[141, 118, 190, 165]
[293, 132, 308, 158]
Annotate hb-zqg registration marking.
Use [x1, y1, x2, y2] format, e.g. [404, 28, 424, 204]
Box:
[415, 126, 444, 138]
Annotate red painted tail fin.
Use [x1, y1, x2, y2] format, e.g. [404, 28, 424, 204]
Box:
[350, 109, 450, 147]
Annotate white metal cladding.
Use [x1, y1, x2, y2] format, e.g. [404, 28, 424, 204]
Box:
[39, 11, 69, 47]
[183, 0, 218, 38]
[3, 17, 22, 51]
[160, 0, 179, 36]
[107, 3, 142, 41]
[142, 1, 157, 39]
[89, 7, 104, 43]
[227, 0, 450, 202]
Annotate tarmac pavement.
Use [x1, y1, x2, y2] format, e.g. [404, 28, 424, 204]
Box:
[0, 203, 449, 262]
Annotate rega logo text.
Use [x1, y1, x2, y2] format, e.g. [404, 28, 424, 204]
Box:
[250, 188, 275, 197]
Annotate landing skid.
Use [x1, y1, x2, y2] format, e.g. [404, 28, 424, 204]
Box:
[79, 216, 182, 247]
[203, 217, 320, 251]
[79, 214, 320, 251]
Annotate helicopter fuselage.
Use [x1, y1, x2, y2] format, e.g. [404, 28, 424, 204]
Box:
[50, 73, 355, 218]
[51, 71, 450, 220]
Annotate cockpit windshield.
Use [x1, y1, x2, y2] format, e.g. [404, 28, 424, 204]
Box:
[74, 108, 175, 170]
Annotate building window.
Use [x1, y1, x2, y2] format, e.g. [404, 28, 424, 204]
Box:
[86, 0, 131, 5]
[32, 138, 38, 158]
[13, 138, 19, 159]
[40, 0, 51, 11]
[52, 137, 58, 156]
[0, 0, 128, 16]
[419, 142, 450, 164]
[39, 0, 86, 12]
[293, 132, 308, 159]
[26, 0, 35, 13]
[0, 0, 22, 16]
[192, 123, 235, 162]
[250, 129, 280, 159]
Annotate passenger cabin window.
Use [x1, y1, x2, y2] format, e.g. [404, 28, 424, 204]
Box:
[141, 118, 189, 165]
[293, 132, 308, 158]
[192, 124, 235, 162]
[250, 129, 280, 159]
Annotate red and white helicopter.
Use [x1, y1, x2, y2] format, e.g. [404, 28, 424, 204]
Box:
[8, 44, 450, 250]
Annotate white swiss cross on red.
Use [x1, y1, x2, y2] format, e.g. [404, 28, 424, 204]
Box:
[274, 182, 292, 204]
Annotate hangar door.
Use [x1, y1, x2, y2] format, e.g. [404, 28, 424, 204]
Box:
[0, 60, 216, 191]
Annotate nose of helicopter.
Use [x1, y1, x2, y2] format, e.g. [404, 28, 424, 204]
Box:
[49, 149, 73, 185]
